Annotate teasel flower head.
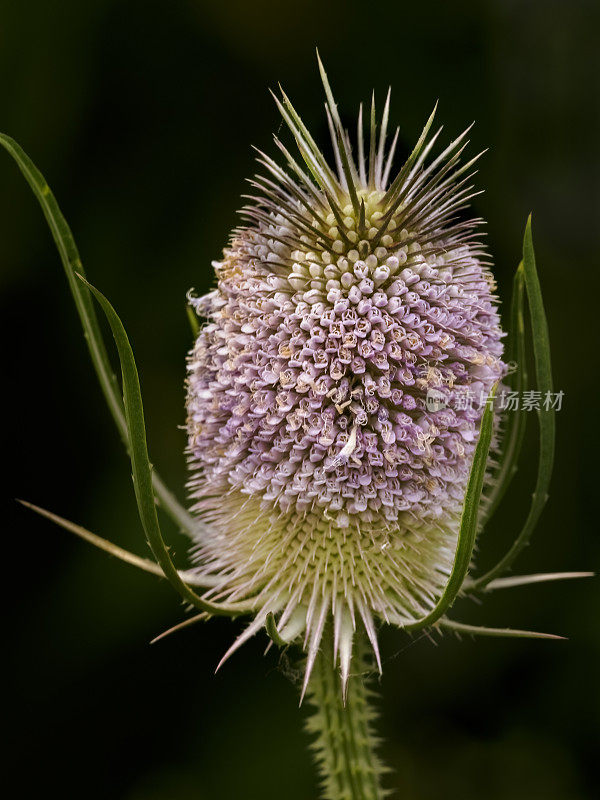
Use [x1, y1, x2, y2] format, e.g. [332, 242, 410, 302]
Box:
[186, 57, 506, 695]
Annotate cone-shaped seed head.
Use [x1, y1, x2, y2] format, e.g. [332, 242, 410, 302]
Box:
[186, 61, 505, 693]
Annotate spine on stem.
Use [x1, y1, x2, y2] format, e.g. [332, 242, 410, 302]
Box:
[305, 627, 388, 800]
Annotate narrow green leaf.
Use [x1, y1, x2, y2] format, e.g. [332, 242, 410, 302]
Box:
[17, 499, 218, 588]
[402, 384, 498, 632]
[0, 133, 197, 538]
[473, 216, 555, 589]
[481, 262, 528, 524]
[79, 274, 253, 618]
[440, 618, 565, 641]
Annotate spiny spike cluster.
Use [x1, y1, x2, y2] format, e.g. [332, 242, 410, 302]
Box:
[186, 57, 505, 695]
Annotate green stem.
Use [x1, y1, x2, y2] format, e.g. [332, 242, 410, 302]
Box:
[305, 628, 387, 800]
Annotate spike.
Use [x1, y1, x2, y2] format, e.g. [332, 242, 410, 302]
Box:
[368, 91, 377, 188]
[440, 618, 566, 641]
[375, 87, 391, 189]
[357, 102, 366, 185]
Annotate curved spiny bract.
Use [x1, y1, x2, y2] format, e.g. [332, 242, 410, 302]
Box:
[186, 64, 506, 693]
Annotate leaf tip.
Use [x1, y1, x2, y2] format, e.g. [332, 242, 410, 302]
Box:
[525, 212, 534, 237]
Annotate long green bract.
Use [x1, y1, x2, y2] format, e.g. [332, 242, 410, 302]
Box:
[481, 262, 528, 524]
[400, 384, 497, 632]
[472, 216, 555, 589]
[79, 274, 252, 618]
[484, 572, 593, 591]
[0, 133, 197, 538]
[440, 618, 564, 640]
[17, 499, 219, 588]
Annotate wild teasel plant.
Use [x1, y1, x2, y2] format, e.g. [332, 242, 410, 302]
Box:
[2, 56, 592, 800]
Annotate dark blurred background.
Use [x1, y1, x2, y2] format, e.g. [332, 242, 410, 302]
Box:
[2, 1, 598, 797]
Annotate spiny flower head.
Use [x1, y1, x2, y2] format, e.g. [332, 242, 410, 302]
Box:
[186, 58, 506, 694]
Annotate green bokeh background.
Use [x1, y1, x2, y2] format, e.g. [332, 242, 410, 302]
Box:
[2, 1, 598, 798]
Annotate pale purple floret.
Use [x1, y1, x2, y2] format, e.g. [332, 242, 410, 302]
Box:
[188, 250, 501, 525]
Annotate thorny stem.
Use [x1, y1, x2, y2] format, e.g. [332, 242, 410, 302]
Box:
[305, 627, 387, 800]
